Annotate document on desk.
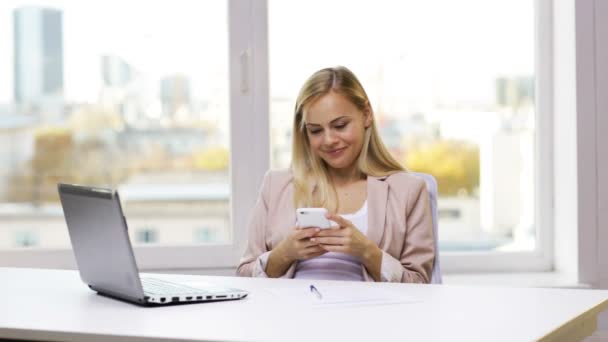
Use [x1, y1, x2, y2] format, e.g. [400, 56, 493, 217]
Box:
[266, 285, 421, 307]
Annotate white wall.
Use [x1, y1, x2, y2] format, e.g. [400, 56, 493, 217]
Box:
[574, 0, 608, 289]
[575, 0, 608, 336]
[595, 0, 608, 290]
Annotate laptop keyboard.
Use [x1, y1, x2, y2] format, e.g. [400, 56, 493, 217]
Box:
[141, 278, 206, 295]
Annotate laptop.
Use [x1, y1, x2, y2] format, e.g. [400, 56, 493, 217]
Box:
[58, 183, 248, 306]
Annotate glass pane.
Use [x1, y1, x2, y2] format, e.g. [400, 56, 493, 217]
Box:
[0, 1, 230, 249]
[269, 0, 536, 252]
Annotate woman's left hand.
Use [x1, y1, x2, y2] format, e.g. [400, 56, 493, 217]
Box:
[311, 213, 376, 258]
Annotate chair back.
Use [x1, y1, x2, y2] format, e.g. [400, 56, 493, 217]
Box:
[410, 172, 442, 284]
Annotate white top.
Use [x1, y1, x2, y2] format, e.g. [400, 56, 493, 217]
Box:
[294, 201, 368, 281]
[1, 268, 607, 342]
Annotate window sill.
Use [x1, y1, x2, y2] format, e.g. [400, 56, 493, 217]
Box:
[443, 271, 589, 289]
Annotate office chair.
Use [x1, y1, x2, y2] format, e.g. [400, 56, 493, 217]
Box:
[410, 172, 442, 284]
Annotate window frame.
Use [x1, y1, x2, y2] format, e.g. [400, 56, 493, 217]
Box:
[261, 0, 555, 273]
[433, 0, 554, 273]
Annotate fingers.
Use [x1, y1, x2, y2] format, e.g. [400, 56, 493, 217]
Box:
[319, 244, 347, 253]
[314, 227, 347, 237]
[300, 237, 322, 248]
[302, 245, 325, 253]
[300, 245, 326, 259]
[312, 236, 347, 246]
[302, 250, 327, 259]
[325, 213, 352, 229]
[293, 227, 320, 240]
[294, 229, 324, 249]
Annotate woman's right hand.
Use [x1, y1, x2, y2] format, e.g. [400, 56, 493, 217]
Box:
[275, 227, 327, 262]
[265, 227, 326, 277]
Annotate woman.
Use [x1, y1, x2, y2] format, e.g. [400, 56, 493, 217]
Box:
[237, 66, 435, 283]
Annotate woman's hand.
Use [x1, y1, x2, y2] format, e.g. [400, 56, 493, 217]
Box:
[312, 214, 377, 259]
[266, 226, 328, 277]
[313, 213, 382, 280]
[275, 226, 328, 262]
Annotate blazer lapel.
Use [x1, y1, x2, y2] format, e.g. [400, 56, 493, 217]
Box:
[367, 175, 389, 245]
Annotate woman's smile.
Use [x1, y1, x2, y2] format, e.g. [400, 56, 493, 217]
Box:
[324, 146, 347, 158]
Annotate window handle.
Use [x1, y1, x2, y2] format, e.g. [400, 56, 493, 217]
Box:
[240, 49, 251, 94]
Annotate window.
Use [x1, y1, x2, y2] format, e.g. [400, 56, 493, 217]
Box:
[0, 0, 267, 270]
[3, 1, 230, 246]
[268, 0, 551, 271]
[1, 0, 552, 273]
[195, 227, 219, 243]
[14, 230, 39, 247]
[135, 228, 158, 244]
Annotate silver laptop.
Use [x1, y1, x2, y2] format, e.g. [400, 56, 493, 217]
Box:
[58, 183, 248, 306]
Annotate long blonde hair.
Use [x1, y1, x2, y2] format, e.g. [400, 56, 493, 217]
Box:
[291, 66, 405, 211]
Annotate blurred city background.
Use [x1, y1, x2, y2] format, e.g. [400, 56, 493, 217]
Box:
[0, 1, 536, 253]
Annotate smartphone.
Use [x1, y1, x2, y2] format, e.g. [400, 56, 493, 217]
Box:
[296, 208, 335, 229]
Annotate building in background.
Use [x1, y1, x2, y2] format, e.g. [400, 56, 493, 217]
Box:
[160, 75, 191, 120]
[101, 55, 132, 87]
[13, 6, 64, 115]
[99, 54, 138, 122]
[495, 76, 535, 109]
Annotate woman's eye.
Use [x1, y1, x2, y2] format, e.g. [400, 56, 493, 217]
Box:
[334, 123, 347, 129]
[309, 129, 322, 135]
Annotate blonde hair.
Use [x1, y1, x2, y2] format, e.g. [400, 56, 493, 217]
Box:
[291, 66, 405, 211]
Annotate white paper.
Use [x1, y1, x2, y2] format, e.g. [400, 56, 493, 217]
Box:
[265, 285, 421, 307]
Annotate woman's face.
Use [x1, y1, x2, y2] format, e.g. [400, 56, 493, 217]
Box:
[302, 91, 371, 171]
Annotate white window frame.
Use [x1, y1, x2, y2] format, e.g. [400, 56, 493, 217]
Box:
[549, 0, 607, 288]
[441, 0, 555, 273]
[0, 0, 270, 271]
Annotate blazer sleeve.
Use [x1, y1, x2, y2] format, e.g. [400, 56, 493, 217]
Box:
[379, 180, 435, 283]
[236, 171, 272, 277]
[236, 171, 297, 278]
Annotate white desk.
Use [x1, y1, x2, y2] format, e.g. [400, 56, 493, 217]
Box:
[1, 268, 607, 342]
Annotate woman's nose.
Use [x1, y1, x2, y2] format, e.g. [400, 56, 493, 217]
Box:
[322, 130, 339, 145]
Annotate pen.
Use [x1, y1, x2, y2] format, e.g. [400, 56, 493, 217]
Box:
[310, 284, 323, 300]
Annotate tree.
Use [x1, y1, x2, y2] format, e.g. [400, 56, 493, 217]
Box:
[192, 146, 229, 171]
[405, 140, 479, 196]
[30, 127, 77, 202]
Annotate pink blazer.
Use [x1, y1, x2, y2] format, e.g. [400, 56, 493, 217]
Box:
[237, 169, 435, 283]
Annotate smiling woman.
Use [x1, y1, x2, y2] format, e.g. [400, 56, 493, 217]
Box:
[301, 92, 371, 188]
[292, 67, 404, 214]
[237, 66, 436, 283]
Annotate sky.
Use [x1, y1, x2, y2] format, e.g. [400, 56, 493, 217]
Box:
[268, 0, 535, 109]
[0, 0, 228, 103]
[0, 0, 534, 109]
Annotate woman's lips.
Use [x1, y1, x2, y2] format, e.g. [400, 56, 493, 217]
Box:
[324, 147, 346, 157]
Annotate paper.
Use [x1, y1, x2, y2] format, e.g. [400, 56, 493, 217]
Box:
[265, 285, 421, 307]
